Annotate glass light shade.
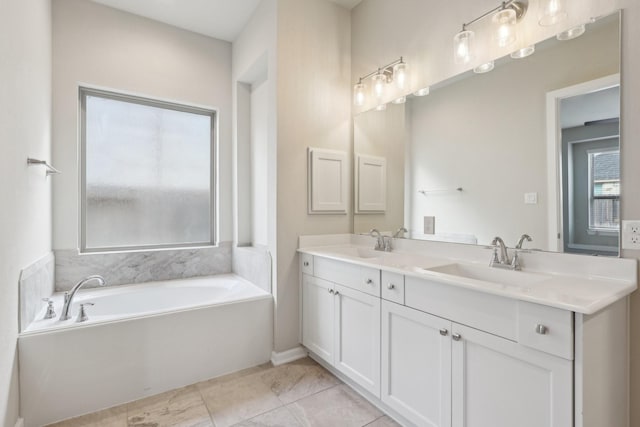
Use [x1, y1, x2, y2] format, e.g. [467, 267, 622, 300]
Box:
[413, 87, 430, 97]
[493, 9, 517, 48]
[556, 24, 585, 41]
[353, 82, 365, 106]
[473, 61, 495, 74]
[375, 103, 387, 111]
[510, 45, 535, 59]
[392, 96, 406, 105]
[538, 0, 567, 26]
[393, 62, 408, 90]
[372, 73, 386, 100]
[453, 30, 474, 64]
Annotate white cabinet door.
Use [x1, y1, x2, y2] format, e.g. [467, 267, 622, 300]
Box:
[302, 275, 335, 364]
[381, 300, 452, 427]
[451, 323, 573, 427]
[334, 284, 381, 397]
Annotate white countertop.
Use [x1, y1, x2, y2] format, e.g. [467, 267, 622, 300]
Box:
[298, 239, 637, 315]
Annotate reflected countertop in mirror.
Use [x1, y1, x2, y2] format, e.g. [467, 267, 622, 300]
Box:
[353, 12, 621, 257]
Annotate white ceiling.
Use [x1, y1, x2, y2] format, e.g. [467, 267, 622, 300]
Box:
[90, 0, 363, 42]
[560, 86, 620, 129]
[90, 0, 261, 42]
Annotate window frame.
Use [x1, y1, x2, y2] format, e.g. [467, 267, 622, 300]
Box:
[587, 147, 620, 234]
[79, 86, 217, 253]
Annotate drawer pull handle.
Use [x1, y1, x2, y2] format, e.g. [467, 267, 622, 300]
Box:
[387, 283, 395, 290]
[303, 261, 309, 267]
[536, 324, 548, 335]
[439, 329, 449, 336]
[366, 279, 374, 285]
[452, 333, 462, 341]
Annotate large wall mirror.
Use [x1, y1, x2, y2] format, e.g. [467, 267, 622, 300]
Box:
[354, 12, 621, 256]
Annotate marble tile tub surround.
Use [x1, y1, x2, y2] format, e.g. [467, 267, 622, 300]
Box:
[19, 252, 55, 332]
[55, 242, 232, 291]
[47, 357, 397, 427]
[232, 245, 272, 293]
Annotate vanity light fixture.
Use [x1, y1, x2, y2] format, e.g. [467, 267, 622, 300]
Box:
[353, 57, 408, 107]
[375, 103, 387, 111]
[510, 45, 535, 59]
[538, 0, 567, 26]
[413, 87, 430, 97]
[556, 24, 585, 41]
[392, 96, 407, 105]
[454, 0, 528, 64]
[474, 61, 495, 74]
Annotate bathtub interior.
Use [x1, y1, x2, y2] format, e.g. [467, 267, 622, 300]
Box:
[23, 273, 271, 334]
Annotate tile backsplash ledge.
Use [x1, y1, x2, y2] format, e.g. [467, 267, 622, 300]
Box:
[19, 252, 55, 332]
[55, 243, 232, 291]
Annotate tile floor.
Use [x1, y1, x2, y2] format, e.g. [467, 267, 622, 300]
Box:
[47, 357, 401, 427]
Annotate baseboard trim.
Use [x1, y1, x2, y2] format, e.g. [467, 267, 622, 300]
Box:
[15, 418, 24, 427]
[271, 346, 307, 366]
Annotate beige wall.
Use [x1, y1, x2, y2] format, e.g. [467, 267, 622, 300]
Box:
[0, 1, 52, 426]
[52, 0, 233, 249]
[275, 0, 352, 351]
[352, 0, 640, 424]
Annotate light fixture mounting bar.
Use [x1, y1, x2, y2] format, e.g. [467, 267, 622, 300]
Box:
[357, 57, 404, 83]
[461, 0, 528, 30]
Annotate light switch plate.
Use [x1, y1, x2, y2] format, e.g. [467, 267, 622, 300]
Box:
[524, 192, 538, 204]
[424, 216, 435, 234]
[622, 220, 640, 250]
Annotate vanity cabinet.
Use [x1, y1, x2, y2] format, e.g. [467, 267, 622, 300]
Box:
[301, 257, 381, 396]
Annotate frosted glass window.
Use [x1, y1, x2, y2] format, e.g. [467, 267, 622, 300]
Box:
[81, 88, 215, 252]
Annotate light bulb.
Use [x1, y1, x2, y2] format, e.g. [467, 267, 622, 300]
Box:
[453, 30, 474, 65]
[392, 96, 406, 105]
[393, 62, 408, 90]
[372, 73, 386, 100]
[353, 82, 365, 106]
[375, 103, 387, 111]
[510, 45, 535, 59]
[493, 9, 517, 48]
[473, 61, 495, 74]
[556, 24, 585, 41]
[413, 87, 430, 97]
[539, 0, 567, 26]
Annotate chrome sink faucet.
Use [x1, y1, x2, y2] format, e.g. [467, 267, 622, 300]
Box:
[516, 234, 532, 249]
[489, 236, 521, 270]
[393, 227, 408, 238]
[59, 275, 105, 321]
[369, 229, 385, 251]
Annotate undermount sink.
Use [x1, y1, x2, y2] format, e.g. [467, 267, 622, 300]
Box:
[425, 263, 550, 287]
[328, 247, 384, 259]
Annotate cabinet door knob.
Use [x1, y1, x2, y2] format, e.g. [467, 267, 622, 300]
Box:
[328, 288, 334, 294]
[334, 291, 340, 296]
[535, 324, 548, 335]
[452, 333, 462, 341]
[303, 261, 309, 267]
[439, 328, 449, 336]
[387, 283, 395, 290]
[366, 279, 373, 285]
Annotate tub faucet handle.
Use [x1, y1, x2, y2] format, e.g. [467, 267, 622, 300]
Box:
[76, 302, 95, 323]
[42, 298, 56, 320]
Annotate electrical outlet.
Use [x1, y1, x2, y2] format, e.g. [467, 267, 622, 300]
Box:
[424, 216, 435, 234]
[622, 220, 640, 250]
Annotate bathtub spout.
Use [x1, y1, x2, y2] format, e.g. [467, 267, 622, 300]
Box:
[59, 275, 106, 321]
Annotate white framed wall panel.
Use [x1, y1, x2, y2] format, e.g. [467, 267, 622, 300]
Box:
[355, 154, 387, 213]
[308, 147, 348, 214]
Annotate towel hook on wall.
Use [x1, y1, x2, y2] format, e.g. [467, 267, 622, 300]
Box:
[27, 158, 61, 176]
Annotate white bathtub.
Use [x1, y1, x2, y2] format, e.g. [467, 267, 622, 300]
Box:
[19, 274, 273, 427]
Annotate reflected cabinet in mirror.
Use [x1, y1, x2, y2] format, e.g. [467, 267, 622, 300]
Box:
[354, 12, 621, 256]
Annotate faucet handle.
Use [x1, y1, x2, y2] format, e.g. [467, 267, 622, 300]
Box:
[42, 298, 56, 319]
[489, 247, 500, 266]
[511, 250, 522, 270]
[76, 302, 95, 323]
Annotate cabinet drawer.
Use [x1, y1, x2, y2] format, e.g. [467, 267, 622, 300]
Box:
[405, 276, 518, 341]
[314, 257, 380, 297]
[517, 301, 574, 360]
[301, 253, 314, 275]
[381, 271, 404, 304]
